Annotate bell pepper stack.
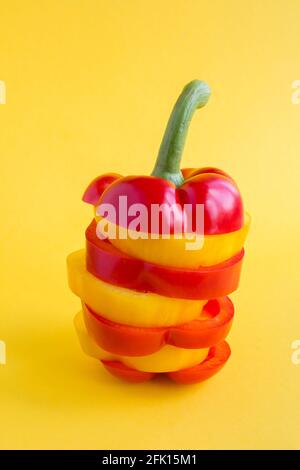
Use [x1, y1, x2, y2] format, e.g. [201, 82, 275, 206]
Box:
[67, 80, 250, 384]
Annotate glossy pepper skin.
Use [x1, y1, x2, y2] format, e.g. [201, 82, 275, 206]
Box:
[86, 220, 245, 299]
[67, 250, 207, 328]
[76, 307, 230, 382]
[82, 297, 234, 356]
[83, 81, 243, 238]
[101, 341, 231, 384]
[93, 212, 249, 268]
[74, 312, 209, 373]
[69, 80, 249, 385]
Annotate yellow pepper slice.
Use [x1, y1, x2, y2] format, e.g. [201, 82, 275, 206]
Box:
[74, 312, 209, 373]
[67, 250, 205, 327]
[94, 212, 250, 268]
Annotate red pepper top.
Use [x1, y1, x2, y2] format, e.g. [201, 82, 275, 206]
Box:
[82, 81, 244, 235]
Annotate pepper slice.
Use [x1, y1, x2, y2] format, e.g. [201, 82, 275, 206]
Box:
[86, 220, 244, 299]
[74, 312, 209, 373]
[94, 213, 250, 269]
[102, 341, 231, 384]
[167, 341, 231, 384]
[83, 297, 234, 356]
[67, 250, 206, 327]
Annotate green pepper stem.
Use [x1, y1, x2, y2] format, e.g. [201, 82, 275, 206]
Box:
[151, 80, 211, 187]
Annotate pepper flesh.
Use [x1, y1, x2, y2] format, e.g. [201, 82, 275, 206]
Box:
[83, 297, 234, 356]
[94, 213, 250, 268]
[86, 220, 245, 298]
[74, 312, 209, 373]
[67, 250, 206, 327]
[101, 341, 231, 384]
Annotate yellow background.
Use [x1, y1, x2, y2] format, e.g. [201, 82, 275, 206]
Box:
[0, 0, 300, 450]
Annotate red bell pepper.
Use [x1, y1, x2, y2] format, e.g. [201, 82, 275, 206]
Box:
[83, 297, 234, 356]
[101, 341, 231, 384]
[83, 80, 243, 236]
[86, 220, 244, 299]
[167, 340, 231, 385]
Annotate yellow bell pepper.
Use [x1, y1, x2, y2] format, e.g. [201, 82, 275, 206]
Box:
[94, 213, 250, 268]
[67, 250, 206, 327]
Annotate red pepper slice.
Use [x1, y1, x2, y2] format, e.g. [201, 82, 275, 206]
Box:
[101, 341, 230, 384]
[83, 297, 234, 356]
[86, 220, 244, 300]
[167, 341, 231, 384]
